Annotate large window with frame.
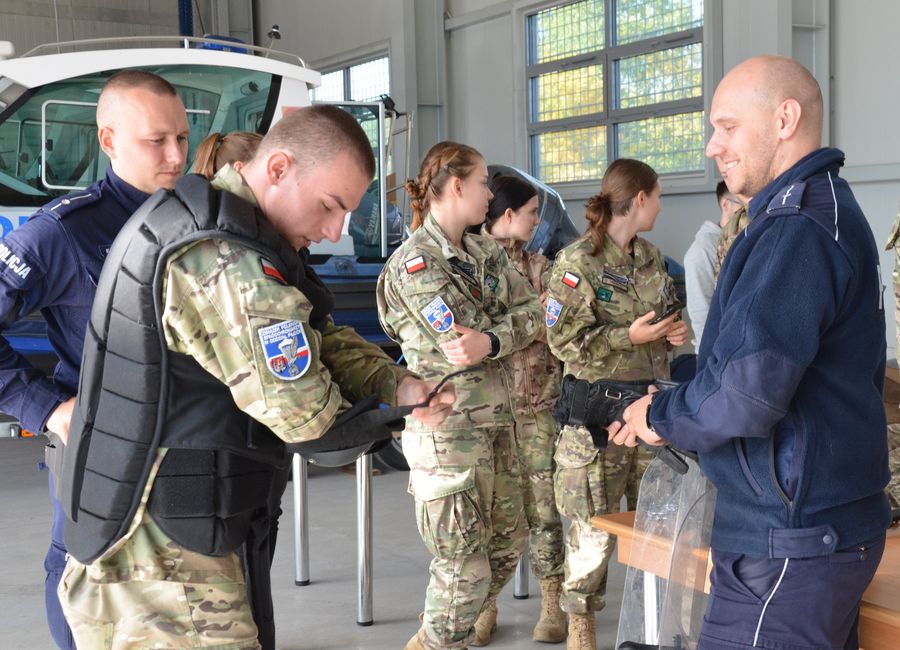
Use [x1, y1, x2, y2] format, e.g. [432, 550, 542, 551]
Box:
[311, 56, 390, 103]
[527, 0, 704, 184]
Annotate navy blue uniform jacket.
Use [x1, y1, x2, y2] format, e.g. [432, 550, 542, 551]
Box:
[650, 148, 891, 557]
[0, 168, 148, 432]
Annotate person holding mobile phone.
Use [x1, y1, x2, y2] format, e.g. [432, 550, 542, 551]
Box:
[543, 158, 687, 649]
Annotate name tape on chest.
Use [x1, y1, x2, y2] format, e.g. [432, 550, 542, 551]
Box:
[421, 295, 455, 333]
[258, 320, 310, 380]
[545, 297, 563, 327]
[602, 269, 630, 292]
[562, 272, 581, 289]
[405, 255, 426, 274]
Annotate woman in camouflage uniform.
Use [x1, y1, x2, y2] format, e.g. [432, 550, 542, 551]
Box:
[377, 142, 543, 650]
[544, 159, 688, 650]
[481, 175, 566, 643]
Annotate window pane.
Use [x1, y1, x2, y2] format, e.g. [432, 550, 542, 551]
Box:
[617, 111, 705, 173]
[533, 64, 603, 122]
[349, 57, 390, 101]
[529, 0, 604, 65]
[533, 125, 607, 183]
[313, 70, 344, 101]
[615, 0, 703, 45]
[617, 43, 702, 109]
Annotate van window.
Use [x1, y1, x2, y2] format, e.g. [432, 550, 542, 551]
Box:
[0, 65, 278, 207]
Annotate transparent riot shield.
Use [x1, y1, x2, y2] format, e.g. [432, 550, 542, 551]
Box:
[615, 450, 716, 650]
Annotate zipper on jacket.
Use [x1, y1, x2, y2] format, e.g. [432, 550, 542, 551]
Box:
[769, 435, 792, 511]
[734, 438, 764, 496]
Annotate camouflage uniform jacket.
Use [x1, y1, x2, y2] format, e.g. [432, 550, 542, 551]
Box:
[495, 237, 562, 415]
[714, 205, 749, 280]
[377, 213, 543, 430]
[545, 236, 674, 382]
[83, 165, 411, 583]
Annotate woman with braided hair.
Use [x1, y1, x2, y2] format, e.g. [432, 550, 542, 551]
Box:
[377, 142, 543, 649]
[544, 158, 687, 649]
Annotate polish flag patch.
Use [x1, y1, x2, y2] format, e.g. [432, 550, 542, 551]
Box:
[405, 255, 426, 274]
[259, 257, 287, 285]
[562, 272, 581, 288]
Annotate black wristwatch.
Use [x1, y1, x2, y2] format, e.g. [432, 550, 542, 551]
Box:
[486, 331, 501, 358]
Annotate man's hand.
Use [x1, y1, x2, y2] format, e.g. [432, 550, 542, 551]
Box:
[607, 391, 665, 448]
[45, 397, 75, 444]
[397, 376, 456, 427]
[665, 320, 689, 347]
[440, 323, 491, 365]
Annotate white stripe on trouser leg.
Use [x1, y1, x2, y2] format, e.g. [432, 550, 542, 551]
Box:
[753, 558, 790, 647]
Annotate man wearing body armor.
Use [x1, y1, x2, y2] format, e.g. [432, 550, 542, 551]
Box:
[57, 105, 454, 649]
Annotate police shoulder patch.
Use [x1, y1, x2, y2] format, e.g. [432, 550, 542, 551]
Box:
[545, 297, 564, 327]
[259, 257, 287, 285]
[258, 320, 311, 380]
[421, 295, 454, 333]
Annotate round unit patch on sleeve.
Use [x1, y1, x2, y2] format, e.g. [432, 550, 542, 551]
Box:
[421, 295, 455, 333]
[545, 297, 563, 327]
[258, 320, 311, 380]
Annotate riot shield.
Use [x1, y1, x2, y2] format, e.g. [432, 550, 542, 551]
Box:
[615, 451, 716, 650]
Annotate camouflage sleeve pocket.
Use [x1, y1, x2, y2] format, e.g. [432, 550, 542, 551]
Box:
[408, 467, 487, 558]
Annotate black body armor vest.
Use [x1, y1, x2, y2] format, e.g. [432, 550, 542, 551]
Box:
[59, 174, 314, 563]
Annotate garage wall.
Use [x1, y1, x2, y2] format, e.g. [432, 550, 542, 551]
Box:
[2, 0, 898, 353]
[0, 1, 204, 56]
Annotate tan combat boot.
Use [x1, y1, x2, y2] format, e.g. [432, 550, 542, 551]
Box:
[470, 599, 498, 646]
[403, 627, 428, 650]
[566, 612, 596, 650]
[533, 575, 567, 642]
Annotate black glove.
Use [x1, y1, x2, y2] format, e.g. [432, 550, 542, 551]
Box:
[553, 375, 653, 449]
[287, 394, 414, 455]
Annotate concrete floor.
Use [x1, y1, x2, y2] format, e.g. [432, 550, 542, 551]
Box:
[0, 437, 625, 649]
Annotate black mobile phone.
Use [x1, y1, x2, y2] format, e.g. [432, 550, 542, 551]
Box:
[649, 301, 685, 325]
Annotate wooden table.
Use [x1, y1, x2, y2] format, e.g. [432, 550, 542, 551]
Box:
[593, 512, 900, 650]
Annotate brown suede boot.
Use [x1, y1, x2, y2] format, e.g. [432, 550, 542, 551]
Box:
[403, 621, 468, 650]
[533, 575, 567, 643]
[403, 627, 429, 650]
[566, 612, 596, 650]
[470, 599, 497, 646]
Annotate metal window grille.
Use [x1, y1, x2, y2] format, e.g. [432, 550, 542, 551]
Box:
[311, 55, 390, 102]
[527, 0, 704, 183]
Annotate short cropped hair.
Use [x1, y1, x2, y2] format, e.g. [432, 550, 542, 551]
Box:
[254, 105, 376, 180]
[96, 70, 179, 128]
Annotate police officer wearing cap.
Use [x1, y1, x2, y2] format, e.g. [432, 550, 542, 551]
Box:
[0, 70, 189, 648]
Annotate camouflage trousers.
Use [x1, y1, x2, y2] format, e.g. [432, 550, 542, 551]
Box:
[403, 422, 528, 649]
[553, 424, 651, 614]
[512, 409, 564, 578]
[58, 533, 259, 649]
[888, 423, 900, 508]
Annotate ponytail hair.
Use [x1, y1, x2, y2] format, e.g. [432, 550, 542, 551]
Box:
[484, 175, 537, 233]
[406, 140, 484, 231]
[192, 130, 263, 179]
[584, 158, 658, 255]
